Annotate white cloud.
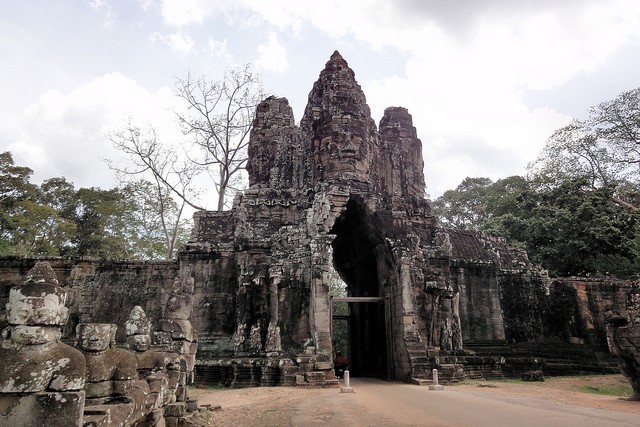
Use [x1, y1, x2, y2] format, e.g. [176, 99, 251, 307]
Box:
[5, 0, 640, 202]
[241, 0, 639, 196]
[5, 73, 184, 189]
[89, 0, 115, 29]
[256, 32, 289, 72]
[136, 0, 154, 11]
[160, 0, 223, 27]
[150, 31, 195, 55]
[208, 38, 232, 61]
[167, 32, 195, 55]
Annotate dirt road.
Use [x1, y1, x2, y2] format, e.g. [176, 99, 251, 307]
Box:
[193, 375, 640, 426]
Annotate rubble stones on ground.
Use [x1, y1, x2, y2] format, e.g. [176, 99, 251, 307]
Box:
[521, 370, 545, 382]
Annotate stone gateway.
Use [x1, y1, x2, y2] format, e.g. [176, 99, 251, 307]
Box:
[180, 51, 551, 386]
[1, 52, 639, 397]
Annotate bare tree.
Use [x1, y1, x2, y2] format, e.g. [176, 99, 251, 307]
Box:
[176, 65, 265, 210]
[108, 124, 199, 259]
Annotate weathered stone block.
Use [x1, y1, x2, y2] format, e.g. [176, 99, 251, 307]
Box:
[164, 402, 187, 417]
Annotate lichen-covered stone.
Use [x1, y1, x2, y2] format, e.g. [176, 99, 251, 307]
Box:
[0, 261, 86, 427]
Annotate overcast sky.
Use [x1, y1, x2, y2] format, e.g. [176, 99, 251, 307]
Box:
[2, 0, 640, 207]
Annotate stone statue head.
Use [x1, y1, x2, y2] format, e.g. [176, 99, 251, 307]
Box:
[5, 262, 69, 326]
[125, 306, 152, 352]
[318, 132, 374, 179]
[11, 325, 61, 346]
[165, 277, 194, 320]
[76, 323, 116, 353]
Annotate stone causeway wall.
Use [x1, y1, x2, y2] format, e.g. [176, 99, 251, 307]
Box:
[0, 256, 178, 343]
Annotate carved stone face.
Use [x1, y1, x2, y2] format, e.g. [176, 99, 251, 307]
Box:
[127, 334, 151, 352]
[6, 289, 68, 326]
[11, 325, 60, 345]
[77, 323, 115, 352]
[319, 133, 373, 177]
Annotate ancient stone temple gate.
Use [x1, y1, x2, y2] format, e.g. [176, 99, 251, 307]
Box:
[179, 51, 549, 386]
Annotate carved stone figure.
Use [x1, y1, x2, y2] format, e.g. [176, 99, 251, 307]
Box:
[605, 285, 640, 401]
[77, 322, 147, 426]
[0, 261, 86, 427]
[125, 306, 180, 410]
[154, 277, 198, 400]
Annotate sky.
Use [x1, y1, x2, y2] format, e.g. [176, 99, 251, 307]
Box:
[2, 0, 640, 208]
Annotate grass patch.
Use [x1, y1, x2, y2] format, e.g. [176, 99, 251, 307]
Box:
[575, 384, 633, 397]
[456, 374, 634, 398]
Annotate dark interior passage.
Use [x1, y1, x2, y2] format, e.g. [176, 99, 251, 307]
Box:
[330, 197, 389, 378]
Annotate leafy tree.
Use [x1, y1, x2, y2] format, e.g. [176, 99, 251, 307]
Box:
[520, 178, 638, 276]
[69, 187, 135, 258]
[530, 87, 640, 211]
[431, 177, 493, 229]
[176, 65, 266, 210]
[8, 200, 76, 256]
[122, 180, 191, 260]
[0, 152, 38, 250]
[1, 151, 190, 260]
[434, 175, 639, 277]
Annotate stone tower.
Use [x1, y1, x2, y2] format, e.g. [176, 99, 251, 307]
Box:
[179, 51, 548, 385]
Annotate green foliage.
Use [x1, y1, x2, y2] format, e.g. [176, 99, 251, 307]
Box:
[575, 383, 634, 397]
[0, 151, 190, 260]
[432, 177, 493, 229]
[434, 175, 639, 277]
[329, 269, 350, 356]
[435, 87, 640, 278]
[69, 187, 135, 258]
[121, 180, 191, 260]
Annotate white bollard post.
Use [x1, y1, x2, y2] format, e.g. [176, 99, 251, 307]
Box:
[340, 370, 354, 393]
[429, 368, 444, 390]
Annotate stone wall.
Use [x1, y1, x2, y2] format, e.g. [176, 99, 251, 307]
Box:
[547, 277, 633, 350]
[0, 256, 177, 342]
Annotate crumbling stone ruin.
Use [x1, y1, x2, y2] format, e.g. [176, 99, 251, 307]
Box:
[0, 262, 206, 426]
[1, 51, 640, 397]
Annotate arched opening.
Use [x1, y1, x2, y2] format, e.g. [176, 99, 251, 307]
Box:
[330, 197, 391, 379]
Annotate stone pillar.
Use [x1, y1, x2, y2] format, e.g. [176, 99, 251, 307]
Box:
[429, 369, 444, 391]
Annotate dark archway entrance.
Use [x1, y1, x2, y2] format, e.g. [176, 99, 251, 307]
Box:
[330, 197, 392, 379]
